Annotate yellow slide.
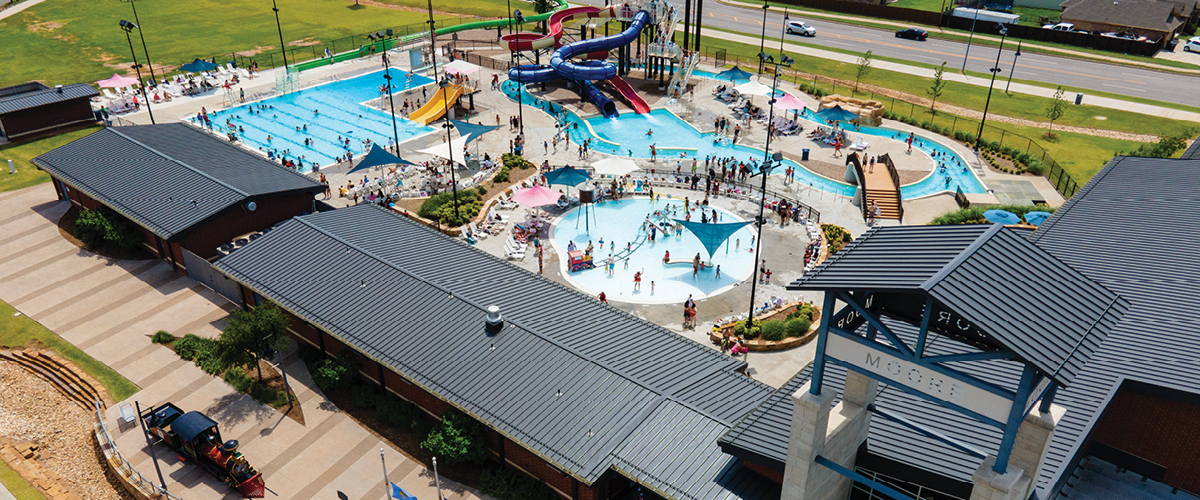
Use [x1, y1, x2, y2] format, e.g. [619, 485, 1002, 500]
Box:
[408, 85, 464, 125]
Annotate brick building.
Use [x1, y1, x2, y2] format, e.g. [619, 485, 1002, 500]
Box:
[214, 204, 782, 500]
[0, 82, 98, 140]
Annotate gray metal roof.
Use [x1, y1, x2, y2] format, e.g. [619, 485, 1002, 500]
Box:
[0, 83, 98, 115]
[213, 204, 777, 499]
[31, 124, 322, 240]
[789, 224, 1127, 386]
[1182, 139, 1200, 160]
[1026, 156, 1200, 497]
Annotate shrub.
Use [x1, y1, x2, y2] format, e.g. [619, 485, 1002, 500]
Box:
[477, 186, 487, 196]
[761, 321, 786, 342]
[73, 208, 111, 249]
[351, 384, 379, 409]
[298, 343, 323, 364]
[501, 153, 533, 170]
[418, 190, 484, 226]
[249, 383, 288, 406]
[224, 366, 253, 392]
[152, 330, 175, 344]
[733, 320, 746, 337]
[493, 166, 511, 183]
[436, 198, 484, 227]
[312, 352, 360, 391]
[73, 206, 143, 251]
[479, 468, 555, 500]
[173, 334, 204, 361]
[421, 409, 487, 465]
[786, 317, 812, 337]
[929, 204, 1056, 226]
[376, 395, 421, 428]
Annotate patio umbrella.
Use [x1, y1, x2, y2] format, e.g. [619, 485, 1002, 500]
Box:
[772, 93, 806, 111]
[450, 120, 499, 146]
[674, 219, 754, 260]
[591, 158, 639, 177]
[983, 209, 1021, 225]
[1023, 210, 1052, 226]
[716, 66, 753, 82]
[543, 166, 592, 187]
[815, 105, 860, 123]
[511, 185, 562, 208]
[96, 73, 139, 88]
[444, 59, 481, 76]
[179, 58, 219, 73]
[733, 80, 772, 97]
[416, 134, 472, 163]
[348, 144, 414, 174]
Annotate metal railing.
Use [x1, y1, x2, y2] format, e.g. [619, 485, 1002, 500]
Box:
[879, 153, 904, 222]
[635, 171, 821, 224]
[94, 401, 184, 500]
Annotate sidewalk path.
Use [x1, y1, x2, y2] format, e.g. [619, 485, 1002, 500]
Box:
[0, 0, 47, 21]
[707, 28, 1200, 123]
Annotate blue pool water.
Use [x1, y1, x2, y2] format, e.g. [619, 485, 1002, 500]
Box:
[691, 69, 749, 83]
[503, 79, 985, 199]
[202, 69, 436, 168]
[554, 198, 758, 303]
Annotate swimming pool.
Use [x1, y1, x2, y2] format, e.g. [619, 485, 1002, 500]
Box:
[553, 197, 757, 304]
[201, 69, 437, 168]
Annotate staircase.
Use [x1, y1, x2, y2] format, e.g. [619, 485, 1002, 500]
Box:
[0, 349, 110, 410]
[667, 52, 700, 98]
[865, 153, 903, 221]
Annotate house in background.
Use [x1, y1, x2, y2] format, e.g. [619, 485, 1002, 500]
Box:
[0, 82, 98, 141]
[1059, 0, 1198, 40]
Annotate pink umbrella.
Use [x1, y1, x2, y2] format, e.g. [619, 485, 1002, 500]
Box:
[96, 73, 139, 89]
[510, 185, 562, 208]
[773, 92, 806, 111]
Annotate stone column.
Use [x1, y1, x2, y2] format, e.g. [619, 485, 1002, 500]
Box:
[969, 404, 1065, 500]
[782, 381, 835, 500]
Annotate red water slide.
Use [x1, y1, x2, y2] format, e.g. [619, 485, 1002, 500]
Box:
[607, 75, 650, 114]
[501, 5, 618, 52]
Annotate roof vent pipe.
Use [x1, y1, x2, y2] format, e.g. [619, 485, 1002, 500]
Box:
[485, 305, 503, 335]
[55, 85, 63, 93]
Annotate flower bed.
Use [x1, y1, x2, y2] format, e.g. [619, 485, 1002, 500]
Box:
[709, 302, 822, 352]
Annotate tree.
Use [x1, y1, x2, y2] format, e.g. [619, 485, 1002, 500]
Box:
[1045, 86, 1067, 138]
[219, 302, 290, 380]
[926, 61, 948, 115]
[421, 409, 487, 465]
[1123, 131, 1194, 158]
[853, 50, 873, 92]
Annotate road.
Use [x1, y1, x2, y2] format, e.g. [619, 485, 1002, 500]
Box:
[576, 0, 1199, 108]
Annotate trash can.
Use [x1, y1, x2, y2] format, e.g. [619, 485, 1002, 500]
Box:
[1075, 93, 1083, 105]
[802, 149, 810, 161]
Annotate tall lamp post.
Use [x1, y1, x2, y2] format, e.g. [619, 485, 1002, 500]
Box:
[514, 10, 526, 136]
[757, 2, 769, 73]
[119, 20, 155, 124]
[745, 49, 792, 374]
[975, 25, 1007, 150]
[962, 7, 981, 72]
[120, 0, 156, 85]
[382, 54, 402, 155]
[1005, 40, 1021, 94]
[271, 0, 289, 69]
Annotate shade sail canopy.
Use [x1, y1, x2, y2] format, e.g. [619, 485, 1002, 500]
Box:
[733, 80, 772, 97]
[348, 144, 415, 173]
[511, 185, 562, 208]
[96, 74, 139, 88]
[179, 59, 219, 73]
[444, 59, 481, 75]
[716, 66, 753, 82]
[416, 134, 471, 163]
[592, 158, 640, 177]
[773, 93, 806, 111]
[674, 219, 754, 259]
[450, 120, 499, 146]
[984, 209, 1021, 225]
[1023, 211, 1052, 226]
[815, 105, 860, 122]
[543, 166, 592, 187]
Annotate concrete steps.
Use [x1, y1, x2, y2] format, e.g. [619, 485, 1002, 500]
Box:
[0, 349, 108, 411]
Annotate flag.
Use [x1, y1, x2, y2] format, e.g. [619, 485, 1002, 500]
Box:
[391, 482, 415, 499]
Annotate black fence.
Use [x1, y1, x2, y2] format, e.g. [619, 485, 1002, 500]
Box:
[943, 16, 1163, 56]
[773, 0, 943, 25]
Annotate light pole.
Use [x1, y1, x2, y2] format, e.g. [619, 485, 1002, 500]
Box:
[757, 2, 769, 73]
[120, 0, 156, 85]
[976, 26, 1007, 150]
[382, 54, 402, 155]
[119, 20, 154, 124]
[514, 10, 526, 136]
[1005, 40, 1021, 94]
[440, 89, 461, 215]
[432, 457, 444, 500]
[271, 0, 289, 69]
[745, 49, 791, 374]
[962, 7, 980, 72]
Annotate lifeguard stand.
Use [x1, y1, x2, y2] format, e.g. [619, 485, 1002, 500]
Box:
[782, 225, 1128, 500]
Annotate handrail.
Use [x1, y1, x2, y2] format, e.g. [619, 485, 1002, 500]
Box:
[847, 152, 868, 222]
[94, 401, 185, 500]
[634, 171, 821, 224]
[879, 153, 904, 222]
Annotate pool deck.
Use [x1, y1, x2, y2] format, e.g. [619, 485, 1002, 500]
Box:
[108, 40, 1068, 387]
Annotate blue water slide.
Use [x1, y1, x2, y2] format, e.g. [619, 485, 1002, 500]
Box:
[508, 64, 560, 83]
[549, 10, 651, 81]
[578, 79, 617, 118]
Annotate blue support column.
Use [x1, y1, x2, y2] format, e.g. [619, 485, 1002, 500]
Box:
[994, 365, 1036, 474]
[915, 296, 934, 357]
[814, 456, 917, 500]
[810, 293, 836, 395]
[1039, 383, 1058, 413]
[836, 291, 912, 356]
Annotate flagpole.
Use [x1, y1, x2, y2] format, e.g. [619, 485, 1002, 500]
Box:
[433, 457, 444, 500]
[381, 448, 389, 500]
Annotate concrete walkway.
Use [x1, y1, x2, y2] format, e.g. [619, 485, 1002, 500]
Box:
[0, 184, 488, 500]
[717, 0, 1200, 75]
[705, 28, 1200, 123]
[0, 0, 47, 21]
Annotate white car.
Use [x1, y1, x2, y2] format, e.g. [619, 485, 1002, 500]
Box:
[1042, 22, 1078, 32]
[1183, 36, 1200, 53]
[786, 21, 817, 37]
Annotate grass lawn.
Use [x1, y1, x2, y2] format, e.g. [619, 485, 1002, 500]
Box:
[1011, 6, 1061, 26]
[0, 300, 140, 402]
[371, 0, 536, 18]
[0, 126, 102, 193]
[0, 0, 459, 88]
[887, 0, 948, 12]
[700, 34, 1198, 139]
[0, 457, 47, 500]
